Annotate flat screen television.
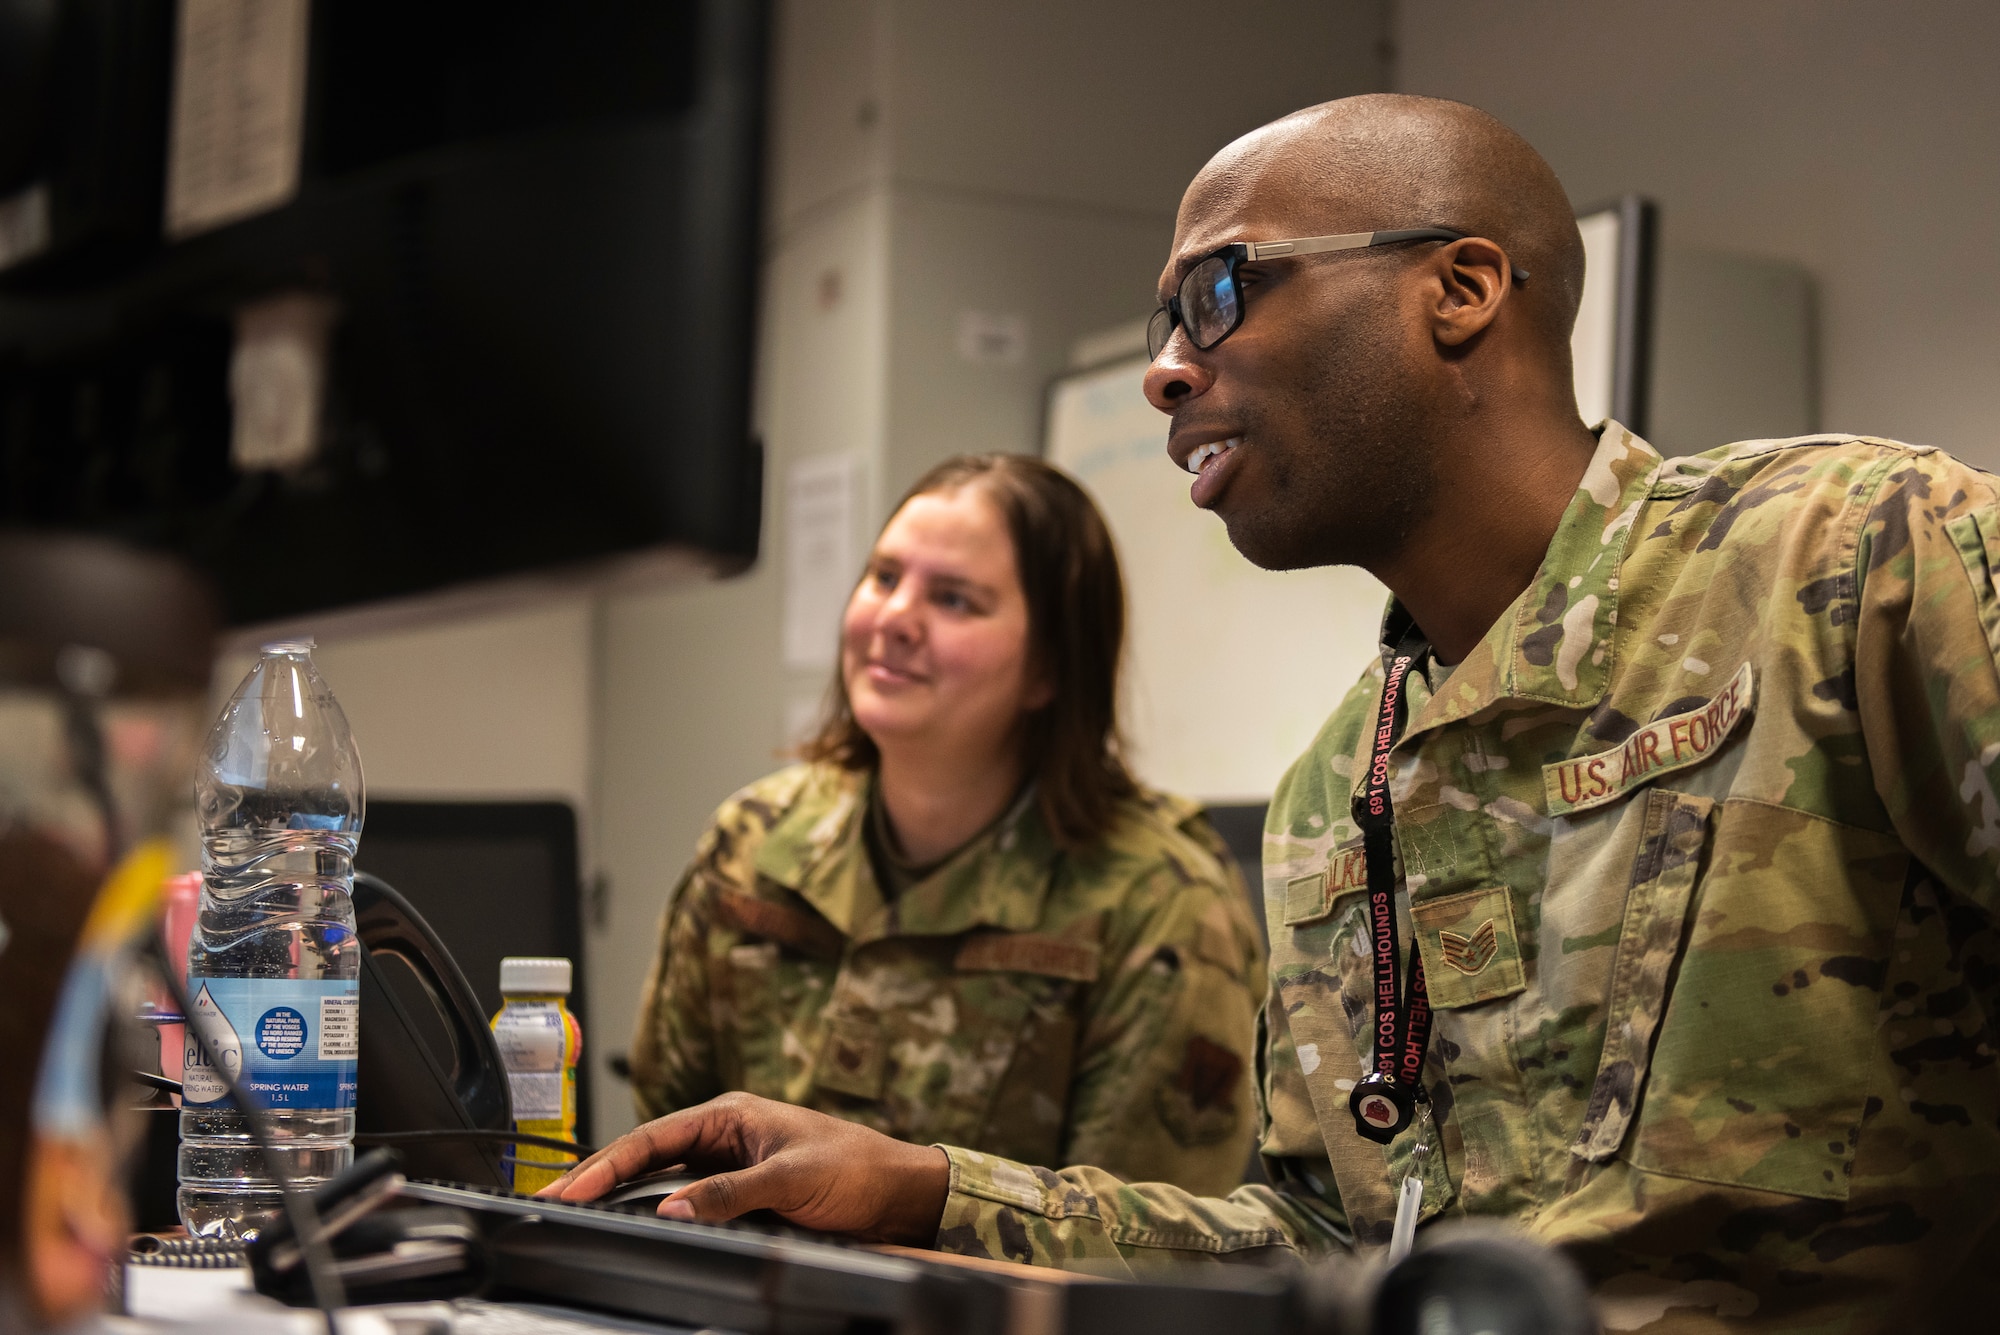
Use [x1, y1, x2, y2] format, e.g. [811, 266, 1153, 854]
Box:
[0, 0, 767, 624]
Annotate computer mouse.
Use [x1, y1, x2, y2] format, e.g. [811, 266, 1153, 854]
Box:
[599, 1166, 700, 1212]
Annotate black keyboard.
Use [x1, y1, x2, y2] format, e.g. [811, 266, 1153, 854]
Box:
[396, 1178, 1007, 1334]
[394, 1179, 1601, 1335]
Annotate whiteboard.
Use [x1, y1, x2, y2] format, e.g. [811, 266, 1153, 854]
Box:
[1573, 210, 1621, 426]
[1049, 209, 1642, 802]
[1571, 196, 1657, 432]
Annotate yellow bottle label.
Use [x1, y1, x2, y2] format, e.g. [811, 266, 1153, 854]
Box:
[490, 995, 582, 1194]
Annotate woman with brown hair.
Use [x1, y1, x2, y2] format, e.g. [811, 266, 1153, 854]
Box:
[629, 454, 1266, 1194]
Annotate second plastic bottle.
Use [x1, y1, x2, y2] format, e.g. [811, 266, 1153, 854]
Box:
[179, 639, 364, 1240]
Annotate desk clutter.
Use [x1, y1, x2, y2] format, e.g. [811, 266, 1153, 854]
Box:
[120, 1153, 1596, 1335]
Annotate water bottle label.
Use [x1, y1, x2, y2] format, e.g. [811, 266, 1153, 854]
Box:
[183, 978, 359, 1111]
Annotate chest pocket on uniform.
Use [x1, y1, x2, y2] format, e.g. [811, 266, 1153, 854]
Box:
[1602, 793, 1904, 1203]
[946, 931, 1099, 1161]
[1570, 788, 1713, 1164]
[713, 889, 843, 1101]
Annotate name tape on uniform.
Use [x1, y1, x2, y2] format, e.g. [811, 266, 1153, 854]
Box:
[1282, 842, 1371, 925]
[1542, 662, 1753, 817]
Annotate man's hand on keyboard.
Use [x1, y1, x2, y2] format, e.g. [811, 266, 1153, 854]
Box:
[538, 1091, 952, 1246]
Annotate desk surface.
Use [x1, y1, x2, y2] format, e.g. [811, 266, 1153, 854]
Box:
[121, 1266, 704, 1334]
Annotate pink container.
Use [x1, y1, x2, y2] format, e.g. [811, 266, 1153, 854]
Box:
[157, 871, 202, 1098]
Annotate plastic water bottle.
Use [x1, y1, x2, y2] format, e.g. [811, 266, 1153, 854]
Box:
[179, 639, 364, 1240]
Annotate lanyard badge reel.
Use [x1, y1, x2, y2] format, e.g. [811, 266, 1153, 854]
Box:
[1347, 628, 1434, 1147]
[1348, 625, 1440, 1262]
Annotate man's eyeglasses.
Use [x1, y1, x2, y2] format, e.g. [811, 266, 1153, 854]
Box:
[1145, 227, 1530, 360]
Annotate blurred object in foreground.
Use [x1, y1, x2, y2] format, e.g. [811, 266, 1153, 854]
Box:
[154, 870, 204, 1095]
[0, 530, 219, 869]
[0, 529, 217, 1327]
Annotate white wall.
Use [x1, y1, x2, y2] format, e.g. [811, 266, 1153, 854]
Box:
[213, 599, 597, 816]
[880, 3, 1390, 216]
[1394, 0, 2000, 467]
[1649, 247, 1817, 458]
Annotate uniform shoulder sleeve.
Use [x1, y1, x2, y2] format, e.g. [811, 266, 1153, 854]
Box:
[627, 766, 814, 1119]
[718, 763, 821, 841]
[1852, 447, 2000, 904]
[1132, 786, 1236, 868]
[627, 860, 721, 1120]
[1054, 794, 1267, 1195]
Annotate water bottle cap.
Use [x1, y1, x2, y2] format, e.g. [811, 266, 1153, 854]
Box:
[500, 956, 572, 995]
[260, 637, 316, 656]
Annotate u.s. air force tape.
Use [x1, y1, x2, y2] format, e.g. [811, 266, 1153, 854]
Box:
[1542, 662, 1753, 817]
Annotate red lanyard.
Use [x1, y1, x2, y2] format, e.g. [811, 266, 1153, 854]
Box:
[1347, 622, 1432, 1145]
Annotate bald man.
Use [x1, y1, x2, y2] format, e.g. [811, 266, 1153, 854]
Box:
[551, 96, 2000, 1329]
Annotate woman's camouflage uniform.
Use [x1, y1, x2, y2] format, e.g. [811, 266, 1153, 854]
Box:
[929, 425, 2000, 1331]
[630, 763, 1266, 1195]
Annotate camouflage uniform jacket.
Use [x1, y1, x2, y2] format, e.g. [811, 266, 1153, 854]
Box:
[933, 425, 2000, 1331]
[630, 762, 1267, 1195]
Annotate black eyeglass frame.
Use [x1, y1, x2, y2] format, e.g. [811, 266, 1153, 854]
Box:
[1146, 227, 1532, 360]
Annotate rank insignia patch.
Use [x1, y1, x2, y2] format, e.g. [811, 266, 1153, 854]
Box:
[1439, 919, 1499, 975]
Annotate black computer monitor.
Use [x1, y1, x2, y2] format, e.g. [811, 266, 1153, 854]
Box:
[357, 802, 584, 1014]
[355, 799, 590, 1144]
